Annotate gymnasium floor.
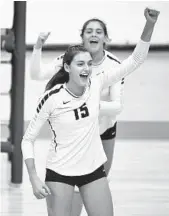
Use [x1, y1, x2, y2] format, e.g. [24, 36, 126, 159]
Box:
[1, 138, 169, 216]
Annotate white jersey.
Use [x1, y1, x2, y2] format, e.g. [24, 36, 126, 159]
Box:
[30, 47, 123, 135]
[47, 50, 124, 134]
[92, 50, 124, 134]
[22, 40, 150, 176]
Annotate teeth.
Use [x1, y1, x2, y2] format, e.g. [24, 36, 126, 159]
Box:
[81, 73, 88, 75]
[80, 74, 88, 77]
[90, 40, 98, 43]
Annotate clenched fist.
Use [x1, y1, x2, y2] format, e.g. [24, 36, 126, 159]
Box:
[144, 8, 160, 24]
[34, 32, 51, 49]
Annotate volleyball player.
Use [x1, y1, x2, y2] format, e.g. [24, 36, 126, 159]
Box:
[30, 20, 124, 216]
[25, 8, 159, 216]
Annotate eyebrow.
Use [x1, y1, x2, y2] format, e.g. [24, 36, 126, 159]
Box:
[75, 60, 92, 63]
[85, 28, 103, 31]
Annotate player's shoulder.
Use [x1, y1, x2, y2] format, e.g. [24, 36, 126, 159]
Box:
[46, 84, 64, 97]
[36, 84, 65, 114]
[38, 84, 64, 105]
[104, 50, 121, 64]
[90, 71, 103, 87]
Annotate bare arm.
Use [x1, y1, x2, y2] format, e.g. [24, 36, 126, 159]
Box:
[24, 158, 51, 199]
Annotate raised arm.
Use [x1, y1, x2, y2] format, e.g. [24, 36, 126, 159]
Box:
[101, 8, 160, 89]
[30, 32, 63, 80]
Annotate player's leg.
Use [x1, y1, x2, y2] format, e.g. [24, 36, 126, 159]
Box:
[79, 135, 116, 216]
[100, 123, 117, 175]
[102, 138, 115, 175]
[46, 182, 74, 216]
[45, 168, 75, 216]
[79, 167, 113, 216]
[46, 194, 54, 216]
[70, 189, 83, 216]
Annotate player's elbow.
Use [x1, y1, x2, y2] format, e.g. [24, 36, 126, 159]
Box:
[21, 137, 35, 160]
[106, 102, 123, 117]
[29, 64, 39, 79]
[132, 51, 148, 70]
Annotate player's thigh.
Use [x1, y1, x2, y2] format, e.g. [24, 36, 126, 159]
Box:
[102, 138, 115, 161]
[46, 194, 53, 216]
[79, 177, 113, 216]
[47, 188, 83, 216]
[71, 191, 83, 216]
[46, 181, 74, 216]
[102, 138, 115, 174]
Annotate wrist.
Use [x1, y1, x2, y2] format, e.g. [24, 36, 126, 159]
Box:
[141, 21, 155, 42]
[29, 172, 38, 182]
[34, 38, 43, 49]
[145, 20, 155, 29]
[34, 44, 42, 49]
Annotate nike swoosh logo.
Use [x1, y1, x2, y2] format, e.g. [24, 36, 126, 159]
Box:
[63, 101, 70, 104]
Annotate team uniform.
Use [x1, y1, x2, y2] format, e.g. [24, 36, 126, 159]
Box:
[22, 40, 150, 187]
[30, 47, 124, 140]
[92, 50, 124, 139]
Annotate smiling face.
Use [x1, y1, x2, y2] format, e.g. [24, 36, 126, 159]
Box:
[65, 51, 92, 90]
[82, 20, 107, 54]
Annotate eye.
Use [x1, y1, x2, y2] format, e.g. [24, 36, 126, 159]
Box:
[88, 61, 92, 66]
[77, 63, 84, 66]
[85, 29, 92, 34]
[96, 30, 103, 34]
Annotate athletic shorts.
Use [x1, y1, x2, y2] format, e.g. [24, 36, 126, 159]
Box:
[45, 165, 106, 188]
[100, 122, 117, 140]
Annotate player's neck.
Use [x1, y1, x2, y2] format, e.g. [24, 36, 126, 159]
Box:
[91, 50, 105, 65]
[66, 81, 85, 97]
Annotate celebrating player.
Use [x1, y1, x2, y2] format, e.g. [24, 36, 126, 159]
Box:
[24, 8, 159, 216]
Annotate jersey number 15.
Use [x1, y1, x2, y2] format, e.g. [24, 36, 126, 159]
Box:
[74, 103, 89, 120]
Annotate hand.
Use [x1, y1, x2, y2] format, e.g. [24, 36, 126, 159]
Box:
[34, 32, 51, 49]
[144, 8, 160, 24]
[38, 32, 51, 44]
[30, 175, 51, 199]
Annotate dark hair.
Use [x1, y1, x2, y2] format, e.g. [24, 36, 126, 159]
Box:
[45, 45, 89, 91]
[80, 18, 109, 39]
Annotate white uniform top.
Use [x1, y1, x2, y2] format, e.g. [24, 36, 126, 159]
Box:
[30, 47, 124, 135]
[92, 50, 124, 134]
[22, 40, 150, 176]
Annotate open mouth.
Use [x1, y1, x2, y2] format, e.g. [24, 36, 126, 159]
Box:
[80, 73, 89, 79]
[90, 40, 98, 44]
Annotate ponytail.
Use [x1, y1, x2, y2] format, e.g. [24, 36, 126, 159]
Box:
[45, 67, 69, 91]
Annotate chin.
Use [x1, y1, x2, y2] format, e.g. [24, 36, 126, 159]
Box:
[89, 47, 100, 54]
[79, 80, 88, 87]
[80, 81, 88, 87]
